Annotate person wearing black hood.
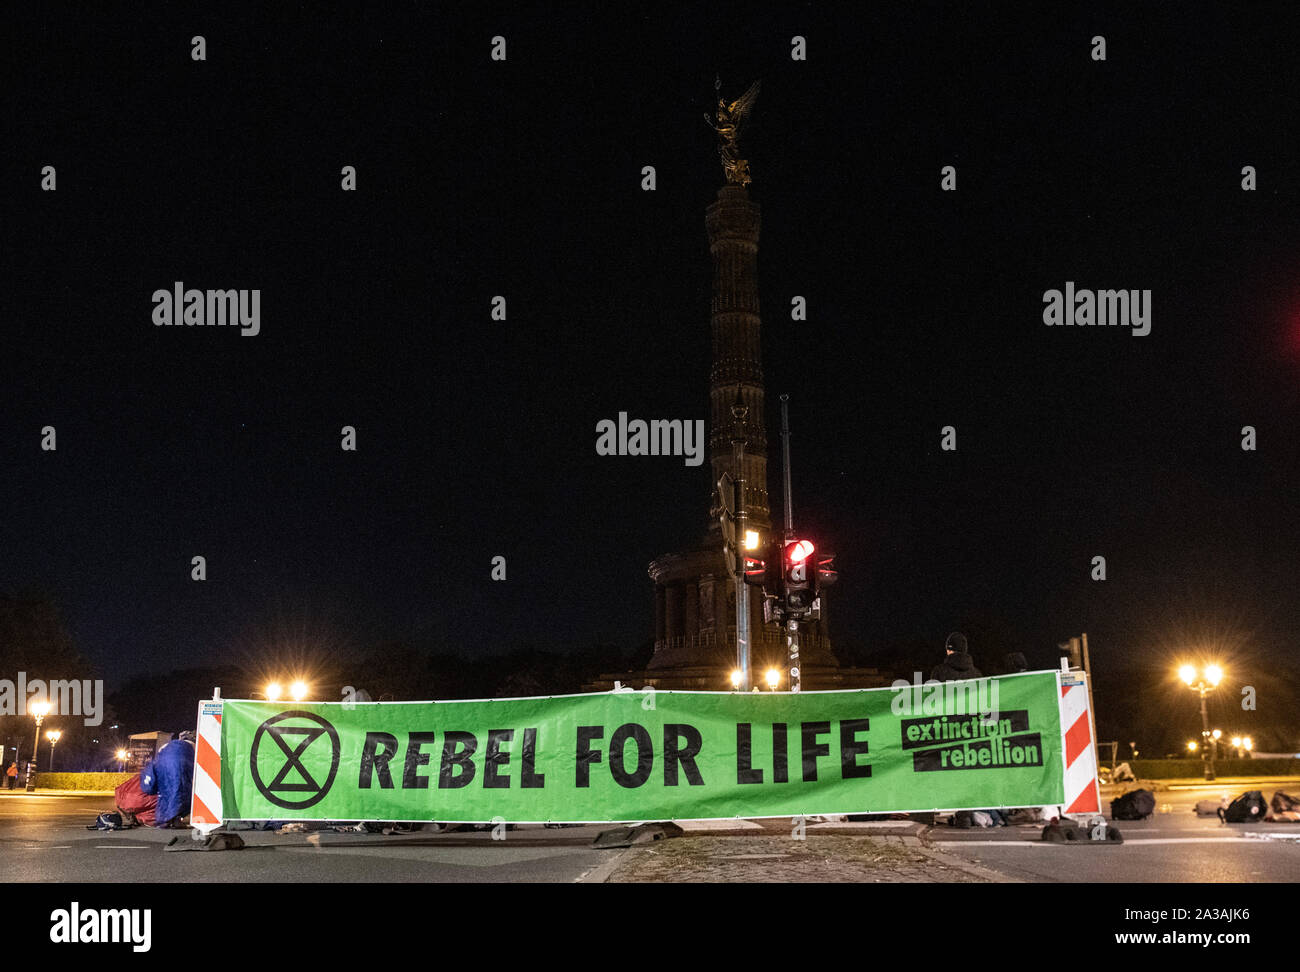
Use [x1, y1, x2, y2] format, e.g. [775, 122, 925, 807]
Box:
[930, 632, 981, 682]
[931, 633, 1008, 828]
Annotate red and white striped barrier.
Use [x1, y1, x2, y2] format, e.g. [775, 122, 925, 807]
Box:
[190, 694, 224, 834]
[1059, 671, 1101, 815]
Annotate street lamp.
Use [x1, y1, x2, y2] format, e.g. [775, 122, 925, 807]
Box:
[290, 680, 309, 702]
[765, 669, 780, 691]
[26, 700, 51, 791]
[1186, 740, 1198, 752]
[729, 669, 742, 690]
[1178, 662, 1223, 781]
[115, 749, 128, 772]
[45, 730, 61, 771]
[265, 682, 283, 702]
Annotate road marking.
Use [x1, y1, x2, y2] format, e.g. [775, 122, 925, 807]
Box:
[94, 845, 149, 849]
[936, 836, 1270, 847]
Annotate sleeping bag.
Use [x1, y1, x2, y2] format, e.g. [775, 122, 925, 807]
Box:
[140, 738, 195, 827]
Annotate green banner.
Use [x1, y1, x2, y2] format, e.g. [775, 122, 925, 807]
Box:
[217, 672, 1065, 823]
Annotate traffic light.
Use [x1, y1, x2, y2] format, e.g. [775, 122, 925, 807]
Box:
[744, 542, 781, 594]
[781, 539, 816, 614]
[814, 551, 837, 595]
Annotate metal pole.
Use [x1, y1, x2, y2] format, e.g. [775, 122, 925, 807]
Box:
[787, 618, 801, 693]
[1199, 688, 1214, 781]
[25, 716, 42, 792]
[779, 394, 794, 543]
[731, 391, 750, 692]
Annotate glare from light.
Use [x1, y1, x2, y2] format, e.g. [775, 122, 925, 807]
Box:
[1243, 737, 1253, 751]
[1186, 741, 1198, 752]
[265, 682, 283, 702]
[115, 749, 128, 761]
[30, 700, 51, 718]
[45, 730, 61, 743]
[729, 670, 742, 688]
[290, 680, 309, 702]
[744, 530, 760, 550]
[1178, 664, 1196, 685]
[1204, 664, 1223, 687]
[765, 669, 779, 689]
[787, 539, 815, 563]
[1211, 728, 1222, 740]
[1230, 736, 1241, 748]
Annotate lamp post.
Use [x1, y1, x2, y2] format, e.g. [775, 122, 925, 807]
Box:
[45, 730, 61, 771]
[115, 749, 128, 772]
[1179, 663, 1223, 781]
[26, 701, 51, 791]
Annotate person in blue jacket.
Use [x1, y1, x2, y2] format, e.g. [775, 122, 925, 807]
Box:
[139, 732, 196, 827]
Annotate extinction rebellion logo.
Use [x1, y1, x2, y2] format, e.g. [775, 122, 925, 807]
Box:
[250, 710, 341, 809]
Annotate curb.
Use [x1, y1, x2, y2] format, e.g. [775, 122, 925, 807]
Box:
[905, 835, 1022, 883]
[576, 846, 636, 883]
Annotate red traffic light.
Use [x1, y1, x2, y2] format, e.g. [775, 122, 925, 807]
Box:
[785, 539, 815, 564]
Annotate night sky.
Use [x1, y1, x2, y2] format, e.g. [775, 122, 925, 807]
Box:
[3, 4, 1297, 747]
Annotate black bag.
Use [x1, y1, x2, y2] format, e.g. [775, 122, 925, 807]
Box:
[1218, 790, 1267, 823]
[86, 812, 124, 831]
[1110, 788, 1156, 820]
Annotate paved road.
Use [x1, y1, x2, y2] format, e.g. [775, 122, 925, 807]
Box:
[922, 780, 1300, 882]
[5, 779, 1297, 883]
[0, 792, 620, 882]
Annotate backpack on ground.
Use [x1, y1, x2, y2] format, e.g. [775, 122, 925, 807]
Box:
[86, 812, 124, 831]
[1218, 790, 1267, 823]
[1195, 798, 1226, 817]
[1110, 788, 1156, 820]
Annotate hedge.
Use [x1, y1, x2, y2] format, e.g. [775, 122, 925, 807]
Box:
[1125, 758, 1300, 780]
[31, 772, 133, 791]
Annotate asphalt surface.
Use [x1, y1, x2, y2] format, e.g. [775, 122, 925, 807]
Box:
[0, 792, 620, 883]
[4, 778, 1298, 883]
[922, 779, 1300, 882]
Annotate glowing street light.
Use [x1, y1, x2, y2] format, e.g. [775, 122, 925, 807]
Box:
[1243, 736, 1253, 752]
[265, 682, 283, 702]
[730, 670, 743, 689]
[290, 680, 310, 702]
[1186, 741, 1198, 752]
[1178, 662, 1225, 781]
[45, 729, 62, 771]
[765, 669, 780, 691]
[744, 530, 760, 550]
[115, 749, 128, 771]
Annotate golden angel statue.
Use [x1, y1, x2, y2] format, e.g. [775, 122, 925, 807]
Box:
[704, 78, 761, 185]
